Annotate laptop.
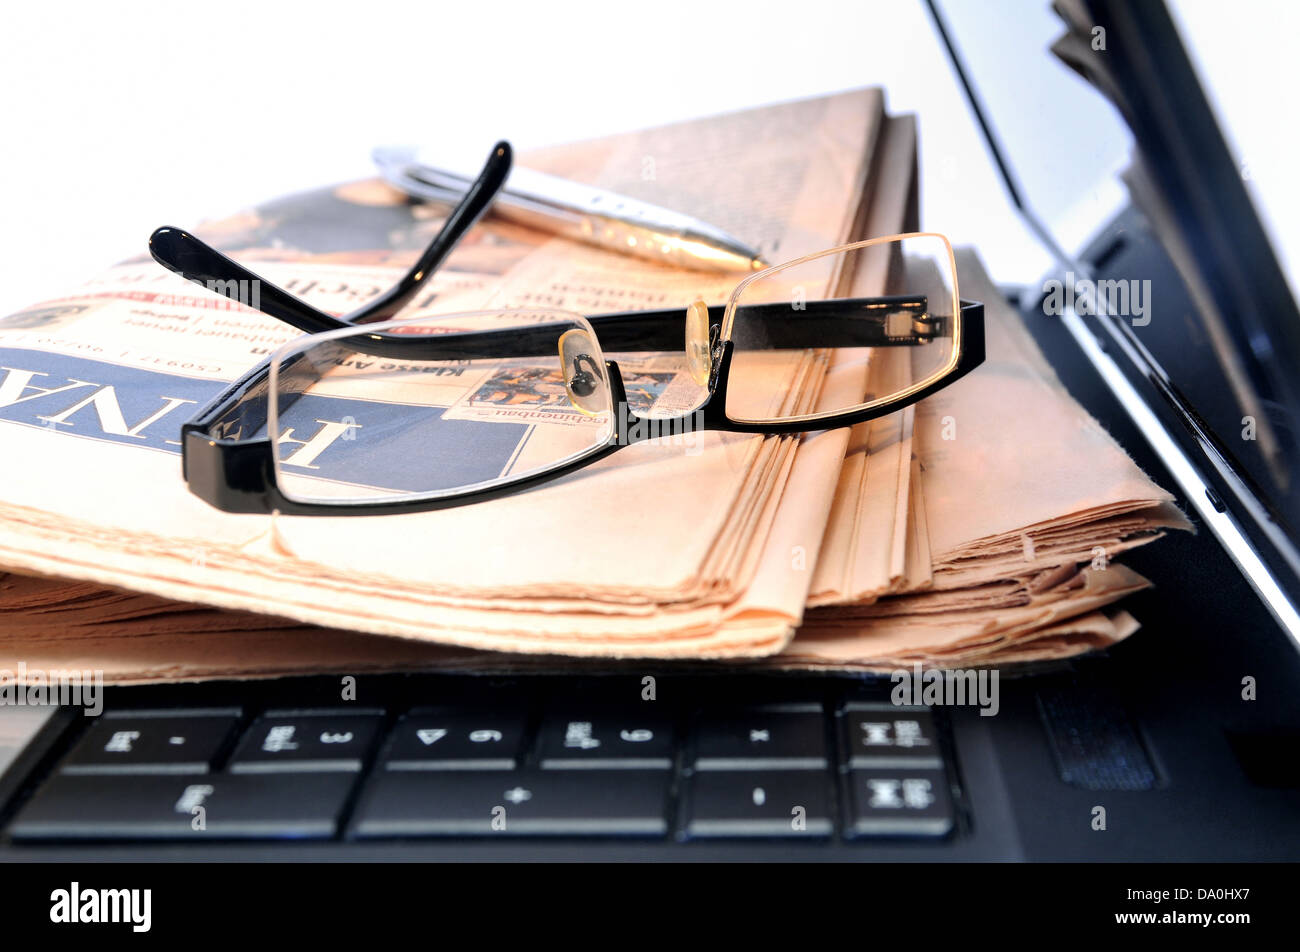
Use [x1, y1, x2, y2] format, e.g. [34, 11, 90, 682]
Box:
[0, 0, 1296, 863]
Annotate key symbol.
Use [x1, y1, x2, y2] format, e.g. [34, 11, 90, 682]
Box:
[417, 728, 448, 746]
[174, 784, 214, 814]
[320, 731, 354, 744]
[104, 730, 140, 753]
[752, 787, 766, 806]
[262, 725, 298, 753]
[860, 722, 892, 746]
[868, 779, 903, 809]
[894, 720, 928, 747]
[564, 722, 601, 750]
[469, 729, 503, 743]
[902, 778, 935, 809]
[749, 729, 770, 743]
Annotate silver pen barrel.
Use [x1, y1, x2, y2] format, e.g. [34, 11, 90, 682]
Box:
[374, 148, 766, 274]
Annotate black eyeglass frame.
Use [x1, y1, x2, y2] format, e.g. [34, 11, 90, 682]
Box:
[150, 141, 985, 516]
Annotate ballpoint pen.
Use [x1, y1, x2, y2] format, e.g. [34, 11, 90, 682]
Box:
[372, 145, 768, 274]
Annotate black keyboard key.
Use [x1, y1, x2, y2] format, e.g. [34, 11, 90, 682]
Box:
[228, 710, 383, 773]
[351, 770, 669, 837]
[535, 714, 673, 769]
[692, 704, 827, 770]
[682, 771, 833, 839]
[843, 768, 954, 838]
[9, 772, 356, 841]
[61, 710, 238, 775]
[384, 709, 527, 770]
[841, 704, 942, 768]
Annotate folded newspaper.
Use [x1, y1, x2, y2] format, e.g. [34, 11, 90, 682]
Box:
[0, 90, 1189, 682]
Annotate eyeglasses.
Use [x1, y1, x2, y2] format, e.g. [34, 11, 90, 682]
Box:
[150, 141, 984, 516]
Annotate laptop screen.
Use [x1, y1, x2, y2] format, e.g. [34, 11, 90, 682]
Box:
[931, 0, 1300, 578]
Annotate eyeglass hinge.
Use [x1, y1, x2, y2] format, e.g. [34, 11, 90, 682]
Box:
[707, 323, 725, 389]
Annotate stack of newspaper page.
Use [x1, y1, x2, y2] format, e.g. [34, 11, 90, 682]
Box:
[0, 89, 1190, 682]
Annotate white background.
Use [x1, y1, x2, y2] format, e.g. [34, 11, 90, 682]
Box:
[0, 0, 1294, 318]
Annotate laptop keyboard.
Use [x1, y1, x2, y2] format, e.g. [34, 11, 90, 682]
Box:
[3, 679, 960, 844]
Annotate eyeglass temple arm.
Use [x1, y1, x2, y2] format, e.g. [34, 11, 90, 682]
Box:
[147, 141, 514, 333]
[345, 142, 511, 324]
[188, 297, 955, 385]
[586, 297, 946, 351]
[271, 296, 949, 361]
